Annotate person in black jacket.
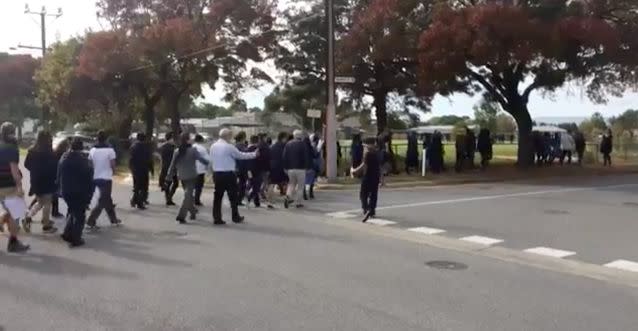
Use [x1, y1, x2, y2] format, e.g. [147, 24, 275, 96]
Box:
[283, 130, 310, 208]
[59, 138, 94, 248]
[350, 134, 364, 171]
[600, 129, 613, 166]
[158, 132, 178, 206]
[269, 132, 288, 198]
[574, 130, 586, 165]
[477, 128, 493, 170]
[51, 138, 70, 218]
[234, 131, 249, 206]
[405, 132, 419, 174]
[129, 132, 153, 209]
[465, 128, 477, 169]
[23, 130, 58, 234]
[352, 137, 381, 223]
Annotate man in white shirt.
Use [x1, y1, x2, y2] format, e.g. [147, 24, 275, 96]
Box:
[87, 131, 121, 228]
[193, 134, 210, 206]
[210, 128, 257, 225]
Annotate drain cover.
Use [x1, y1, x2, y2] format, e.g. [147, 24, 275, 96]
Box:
[425, 260, 468, 270]
[543, 209, 569, 215]
[153, 231, 188, 237]
[623, 202, 638, 207]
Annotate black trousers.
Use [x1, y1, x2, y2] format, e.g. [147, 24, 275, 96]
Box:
[51, 194, 60, 216]
[194, 174, 205, 204]
[248, 172, 263, 206]
[237, 171, 248, 203]
[603, 152, 612, 166]
[213, 172, 240, 222]
[62, 194, 88, 243]
[88, 179, 117, 225]
[131, 171, 149, 206]
[560, 151, 572, 165]
[360, 180, 379, 216]
[164, 175, 179, 203]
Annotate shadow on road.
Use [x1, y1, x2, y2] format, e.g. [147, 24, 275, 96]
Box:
[0, 252, 137, 280]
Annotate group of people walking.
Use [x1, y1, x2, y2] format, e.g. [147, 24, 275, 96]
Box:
[0, 122, 114, 252]
[125, 128, 329, 227]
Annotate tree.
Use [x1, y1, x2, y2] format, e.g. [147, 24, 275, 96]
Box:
[341, 0, 434, 133]
[496, 112, 517, 136]
[473, 100, 499, 133]
[417, 2, 637, 166]
[228, 99, 248, 113]
[97, 0, 278, 134]
[0, 53, 41, 137]
[184, 102, 231, 118]
[428, 115, 470, 126]
[610, 109, 638, 135]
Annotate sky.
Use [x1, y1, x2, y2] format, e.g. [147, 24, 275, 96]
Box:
[1, 0, 636, 122]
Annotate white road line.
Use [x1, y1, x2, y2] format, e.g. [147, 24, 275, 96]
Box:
[326, 212, 358, 219]
[408, 227, 446, 235]
[604, 260, 638, 273]
[524, 247, 576, 259]
[332, 183, 638, 214]
[365, 219, 397, 226]
[460, 235, 504, 246]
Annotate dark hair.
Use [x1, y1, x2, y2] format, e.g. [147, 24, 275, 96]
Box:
[277, 132, 288, 141]
[249, 135, 260, 144]
[97, 130, 108, 144]
[71, 137, 84, 151]
[33, 130, 52, 152]
[194, 134, 204, 143]
[55, 138, 70, 155]
[235, 131, 246, 142]
[0, 122, 15, 143]
[136, 132, 147, 142]
[175, 132, 191, 162]
[165, 132, 174, 141]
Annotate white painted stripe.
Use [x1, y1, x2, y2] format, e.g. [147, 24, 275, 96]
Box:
[333, 183, 638, 214]
[326, 212, 357, 219]
[408, 227, 446, 235]
[365, 219, 397, 226]
[460, 235, 504, 246]
[604, 260, 638, 273]
[524, 247, 576, 258]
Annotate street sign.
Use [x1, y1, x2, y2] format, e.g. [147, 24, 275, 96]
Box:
[335, 76, 355, 84]
[307, 109, 322, 118]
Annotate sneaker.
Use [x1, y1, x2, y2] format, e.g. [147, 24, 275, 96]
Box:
[195, 201, 203, 207]
[51, 212, 64, 219]
[189, 213, 197, 221]
[7, 239, 30, 253]
[110, 219, 123, 226]
[232, 216, 245, 224]
[267, 204, 275, 210]
[284, 199, 290, 209]
[60, 233, 71, 242]
[42, 224, 58, 234]
[22, 217, 32, 233]
[362, 211, 372, 223]
[176, 217, 187, 224]
[295, 204, 304, 208]
[166, 201, 176, 206]
[213, 220, 227, 225]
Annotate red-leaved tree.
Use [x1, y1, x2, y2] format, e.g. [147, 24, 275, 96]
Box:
[418, 1, 637, 166]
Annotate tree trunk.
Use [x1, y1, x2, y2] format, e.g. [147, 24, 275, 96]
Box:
[144, 102, 155, 138]
[510, 105, 534, 167]
[167, 91, 181, 135]
[373, 89, 387, 135]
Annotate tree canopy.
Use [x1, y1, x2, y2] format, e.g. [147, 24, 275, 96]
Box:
[417, 1, 638, 165]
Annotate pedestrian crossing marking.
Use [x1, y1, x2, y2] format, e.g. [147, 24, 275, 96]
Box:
[604, 260, 638, 273]
[365, 219, 397, 226]
[407, 227, 446, 235]
[460, 235, 504, 246]
[524, 247, 575, 258]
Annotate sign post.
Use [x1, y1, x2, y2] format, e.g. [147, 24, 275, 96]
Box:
[307, 109, 322, 132]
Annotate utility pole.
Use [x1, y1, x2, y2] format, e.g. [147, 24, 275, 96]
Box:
[22, 4, 63, 129]
[325, 0, 338, 181]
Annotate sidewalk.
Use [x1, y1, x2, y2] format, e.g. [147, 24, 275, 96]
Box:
[115, 163, 638, 191]
[316, 163, 638, 190]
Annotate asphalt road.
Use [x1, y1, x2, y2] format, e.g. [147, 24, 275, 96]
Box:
[2, 175, 638, 330]
[321, 174, 638, 266]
